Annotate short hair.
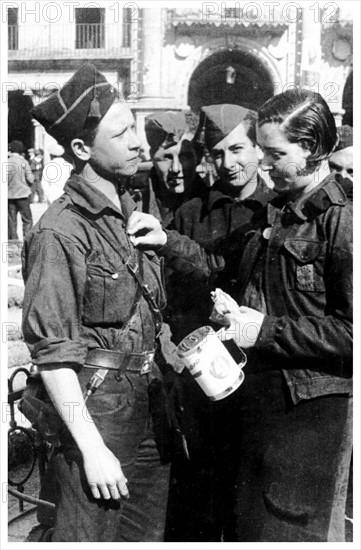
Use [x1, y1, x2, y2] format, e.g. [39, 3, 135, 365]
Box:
[258, 88, 337, 167]
[243, 110, 258, 146]
[63, 122, 99, 160]
[9, 140, 25, 154]
[64, 91, 122, 159]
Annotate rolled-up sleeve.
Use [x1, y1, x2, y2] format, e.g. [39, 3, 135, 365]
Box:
[22, 229, 88, 370]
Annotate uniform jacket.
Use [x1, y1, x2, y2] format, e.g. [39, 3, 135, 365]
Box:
[165, 176, 275, 343]
[22, 173, 166, 369]
[8, 152, 34, 199]
[159, 174, 353, 403]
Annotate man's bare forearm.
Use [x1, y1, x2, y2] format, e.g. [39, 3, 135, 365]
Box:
[40, 367, 103, 452]
[40, 367, 129, 500]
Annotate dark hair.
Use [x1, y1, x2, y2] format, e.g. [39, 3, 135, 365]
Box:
[63, 119, 100, 160]
[9, 140, 25, 154]
[258, 88, 337, 167]
[64, 91, 122, 159]
[243, 110, 258, 146]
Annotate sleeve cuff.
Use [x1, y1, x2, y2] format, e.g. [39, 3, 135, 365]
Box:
[31, 338, 88, 371]
[157, 230, 178, 258]
[255, 315, 276, 349]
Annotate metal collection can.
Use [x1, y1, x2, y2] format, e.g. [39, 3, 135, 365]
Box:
[176, 326, 246, 401]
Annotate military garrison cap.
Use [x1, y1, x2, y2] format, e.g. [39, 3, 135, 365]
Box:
[32, 63, 117, 145]
[199, 104, 257, 151]
[145, 111, 187, 155]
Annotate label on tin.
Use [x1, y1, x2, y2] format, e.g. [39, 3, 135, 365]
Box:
[176, 326, 246, 401]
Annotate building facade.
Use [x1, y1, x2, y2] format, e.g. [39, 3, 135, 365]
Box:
[6, 2, 353, 159]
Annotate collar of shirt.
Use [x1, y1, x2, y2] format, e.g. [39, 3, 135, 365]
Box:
[207, 175, 273, 211]
[64, 173, 137, 219]
[267, 173, 346, 225]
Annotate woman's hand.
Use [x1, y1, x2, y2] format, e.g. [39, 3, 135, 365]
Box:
[217, 306, 265, 349]
[127, 212, 167, 248]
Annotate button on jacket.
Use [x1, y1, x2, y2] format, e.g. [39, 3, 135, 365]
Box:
[160, 174, 353, 403]
[22, 173, 166, 368]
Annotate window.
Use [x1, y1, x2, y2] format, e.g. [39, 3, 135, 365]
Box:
[75, 8, 105, 49]
[122, 8, 132, 48]
[224, 8, 241, 19]
[8, 8, 18, 50]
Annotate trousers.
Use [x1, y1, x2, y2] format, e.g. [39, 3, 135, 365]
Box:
[8, 198, 33, 240]
[47, 366, 170, 542]
[224, 370, 353, 542]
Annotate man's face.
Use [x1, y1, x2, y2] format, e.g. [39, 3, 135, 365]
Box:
[329, 147, 353, 180]
[211, 123, 260, 190]
[153, 138, 198, 194]
[88, 101, 141, 181]
[256, 123, 312, 195]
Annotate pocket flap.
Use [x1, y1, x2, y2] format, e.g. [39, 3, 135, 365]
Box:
[283, 240, 325, 264]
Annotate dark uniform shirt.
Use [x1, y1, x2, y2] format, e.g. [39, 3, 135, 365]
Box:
[166, 176, 275, 343]
[22, 173, 166, 369]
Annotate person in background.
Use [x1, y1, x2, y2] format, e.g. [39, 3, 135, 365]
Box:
[21, 63, 170, 542]
[144, 110, 209, 395]
[41, 143, 73, 204]
[163, 104, 274, 542]
[127, 88, 353, 542]
[329, 124, 353, 199]
[29, 148, 46, 203]
[145, 111, 206, 227]
[8, 140, 34, 240]
[169, 104, 274, 344]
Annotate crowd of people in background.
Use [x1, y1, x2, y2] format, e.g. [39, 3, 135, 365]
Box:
[9, 62, 353, 544]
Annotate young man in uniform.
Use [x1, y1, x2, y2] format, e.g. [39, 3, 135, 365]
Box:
[163, 104, 275, 541]
[145, 110, 206, 227]
[21, 63, 170, 542]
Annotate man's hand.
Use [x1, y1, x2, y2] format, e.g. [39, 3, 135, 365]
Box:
[82, 444, 129, 500]
[40, 368, 130, 501]
[217, 306, 265, 348]
[127, 212, 167, 248]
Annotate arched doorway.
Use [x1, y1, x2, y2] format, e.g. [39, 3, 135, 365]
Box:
[8, 91, 34, 153]
[188, 50, 274, 112]
[342, 71, 353, 126]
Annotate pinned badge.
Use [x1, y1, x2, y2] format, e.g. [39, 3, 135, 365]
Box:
[262, 227, 272, 240]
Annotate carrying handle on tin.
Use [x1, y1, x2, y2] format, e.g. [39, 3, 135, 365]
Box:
[215, 329, 247, 369]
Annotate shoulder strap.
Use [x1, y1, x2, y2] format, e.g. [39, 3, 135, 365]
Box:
[65, 203, 163, 336]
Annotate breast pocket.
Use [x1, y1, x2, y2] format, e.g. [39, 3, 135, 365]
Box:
[283, 239, 327, 292]
[83, 261, 137, 326]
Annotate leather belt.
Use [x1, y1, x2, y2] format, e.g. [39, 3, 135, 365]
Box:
[84, 348, 155, 376]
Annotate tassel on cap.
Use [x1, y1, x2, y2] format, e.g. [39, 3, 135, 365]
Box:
[88, 66, 102, 119]
[88, 95, 101, 119]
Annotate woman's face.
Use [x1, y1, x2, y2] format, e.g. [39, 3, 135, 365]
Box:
[256, 123, 313, 194]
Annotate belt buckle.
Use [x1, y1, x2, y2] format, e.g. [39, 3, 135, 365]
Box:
[140, 351, 154, 375]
